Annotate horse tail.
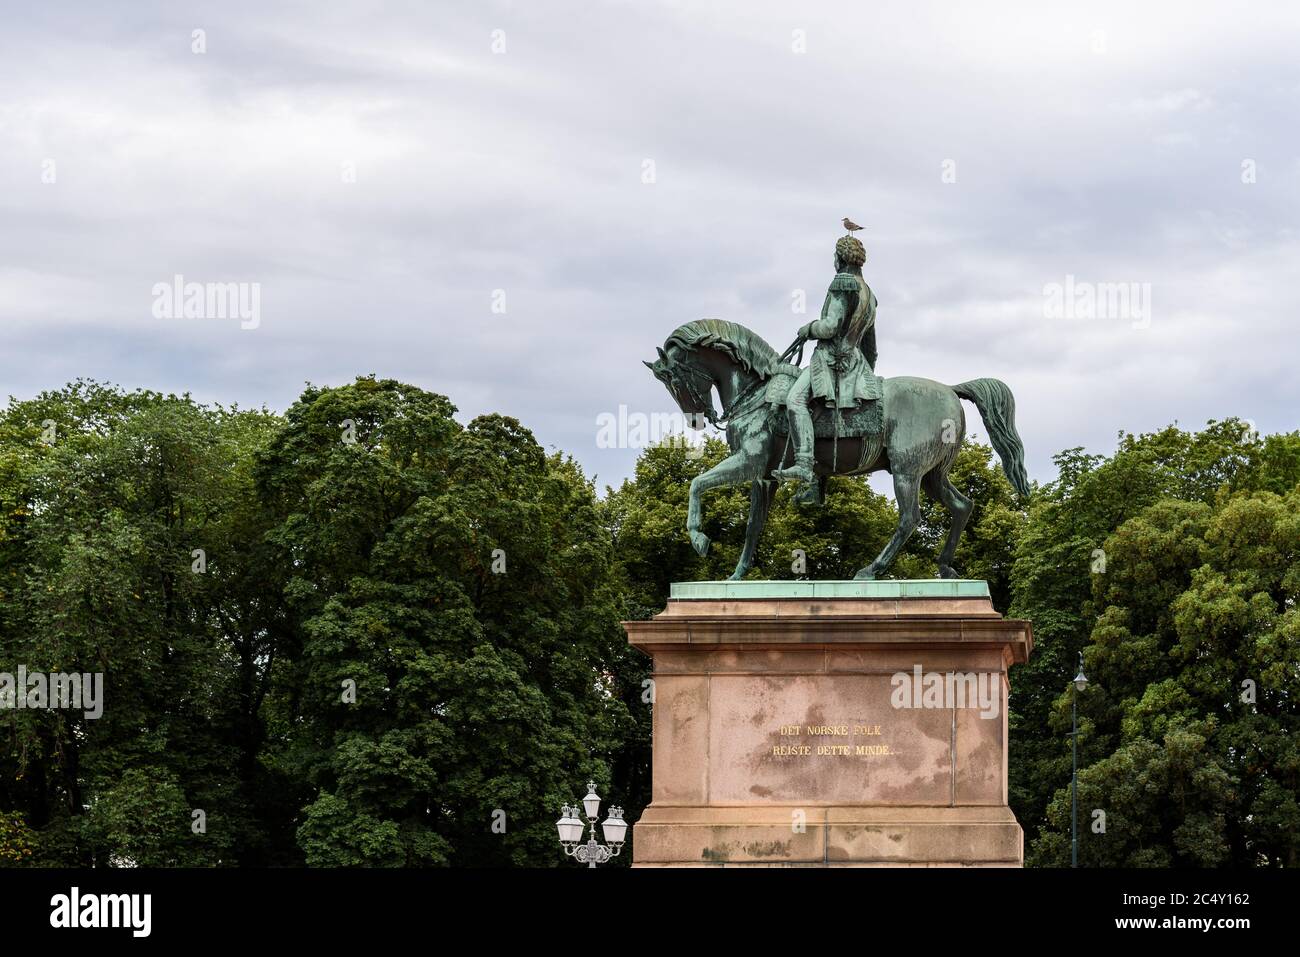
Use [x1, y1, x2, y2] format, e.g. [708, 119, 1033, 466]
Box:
[950, 378, 1030, 498]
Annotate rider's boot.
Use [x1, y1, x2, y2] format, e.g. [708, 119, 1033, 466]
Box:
[773, 451, 815, 487]
[773, 411, 818, 504]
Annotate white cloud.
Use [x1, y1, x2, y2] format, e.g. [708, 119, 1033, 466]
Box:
[0, 0, 1296, 493]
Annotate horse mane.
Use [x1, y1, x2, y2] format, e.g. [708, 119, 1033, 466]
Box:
[664, 319, 784, 378]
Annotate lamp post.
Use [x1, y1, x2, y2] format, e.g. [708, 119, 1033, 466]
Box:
[556, 782, 627, 868]
[1071, 652, 1088, 868]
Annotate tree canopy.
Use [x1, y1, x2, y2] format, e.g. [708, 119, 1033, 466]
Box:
[1, 380, 1295, 868]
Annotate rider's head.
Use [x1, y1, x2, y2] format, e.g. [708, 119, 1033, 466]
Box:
[834, 236, 866, 272]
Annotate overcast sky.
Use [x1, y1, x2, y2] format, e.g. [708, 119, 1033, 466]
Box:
[3, 0, 1297, 492]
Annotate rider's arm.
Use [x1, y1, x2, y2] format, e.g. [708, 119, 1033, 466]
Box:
[802, 277, 856, 339]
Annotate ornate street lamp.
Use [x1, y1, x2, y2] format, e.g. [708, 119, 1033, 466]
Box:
[1071, 652, 1088, 868]
[556, 781, 626, 868]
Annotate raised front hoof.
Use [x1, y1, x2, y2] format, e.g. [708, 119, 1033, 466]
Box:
[853, 564, 880, 581]
[938, 564, 960, 580]
[689, 530, 711, 556]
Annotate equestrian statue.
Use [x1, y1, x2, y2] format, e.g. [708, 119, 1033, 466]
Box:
[644, 229, 1030, 581]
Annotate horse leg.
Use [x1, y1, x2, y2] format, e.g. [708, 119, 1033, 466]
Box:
[687, 450, 766, 556]
[923, 468, 973, 579]
[729, 479, 774, 580]
[854, 471, 921, 580]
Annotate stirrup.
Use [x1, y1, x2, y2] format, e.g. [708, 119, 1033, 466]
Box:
[773, 463, 813, 484]
[773, 453, 814, 485]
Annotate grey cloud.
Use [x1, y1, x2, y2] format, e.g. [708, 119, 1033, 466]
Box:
[1, 0, 1297, 496]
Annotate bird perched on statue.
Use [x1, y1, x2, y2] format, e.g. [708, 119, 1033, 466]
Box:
[842, 217, 864, 234]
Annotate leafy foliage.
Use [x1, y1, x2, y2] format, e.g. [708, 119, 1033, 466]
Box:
[0, 379, 1295, 870]
[1012, 421, 1300, 866]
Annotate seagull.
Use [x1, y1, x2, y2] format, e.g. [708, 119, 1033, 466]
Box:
[842, 217, 864, 234]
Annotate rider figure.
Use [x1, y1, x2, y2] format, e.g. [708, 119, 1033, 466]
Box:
[773, 235, 879, 503]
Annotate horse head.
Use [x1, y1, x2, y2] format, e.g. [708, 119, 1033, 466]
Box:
[644, 343, 719, 423]
[645, 319, 784, 426]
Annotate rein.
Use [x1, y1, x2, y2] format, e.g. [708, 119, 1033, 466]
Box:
[675, 360, 766, 429]
[714, 376, 767, 427]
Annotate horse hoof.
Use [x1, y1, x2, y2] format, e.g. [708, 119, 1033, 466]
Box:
[690, 531, 711, 556]
[938, 565, 959, 580]
[854, 565, 878, 581]
[728, 569, 747, 581]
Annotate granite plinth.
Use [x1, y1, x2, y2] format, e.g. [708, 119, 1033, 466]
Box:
[623, 580, 1033, 867]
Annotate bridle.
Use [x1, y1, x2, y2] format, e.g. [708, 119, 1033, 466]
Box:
[666, 355, 765, 429]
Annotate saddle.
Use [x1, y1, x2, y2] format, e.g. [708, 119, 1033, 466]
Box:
[762, 367, 884, 439]
[762, 366, 885, 474]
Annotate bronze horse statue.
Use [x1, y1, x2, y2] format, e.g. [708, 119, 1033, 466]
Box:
[645, 319, 1029, 581]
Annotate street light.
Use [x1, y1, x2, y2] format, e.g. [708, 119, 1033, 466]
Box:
[1071, 651, 1088, 868]
[602, 808, 628, 845]
[555, 805, 584, 845]
[582, 783, 601, 821]
[556, 781, 626, 868]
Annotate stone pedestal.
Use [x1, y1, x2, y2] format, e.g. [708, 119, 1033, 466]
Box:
[624, 580, 1033, 867]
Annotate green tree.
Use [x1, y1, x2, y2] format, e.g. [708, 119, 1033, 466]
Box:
[1013, 421, 1300, 865]
[0, 381, 284, 865]
[256, 377, 632, 866]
